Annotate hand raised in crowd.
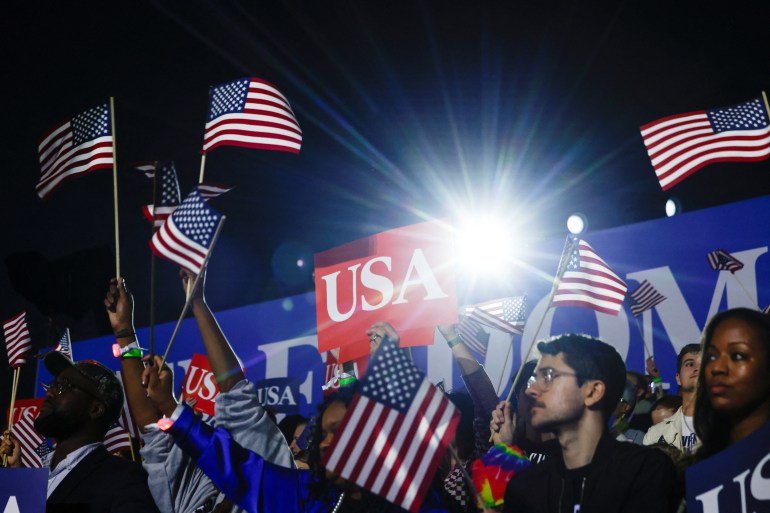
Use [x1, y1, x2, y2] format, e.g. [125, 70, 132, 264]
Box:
[141, 355, 178, 418]
[104, 277, 135, 335]
[180, 267, 205, 305]
[366, 321, 400, 354]
[646, 356, 661, 380]
[0, 429, 21, 468]
[490, 400, 516, 445]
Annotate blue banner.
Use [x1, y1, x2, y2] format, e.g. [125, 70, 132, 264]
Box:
[0, 468, 47, 513]
[686, 420, 770, 513]
[37, 195, 770, 417]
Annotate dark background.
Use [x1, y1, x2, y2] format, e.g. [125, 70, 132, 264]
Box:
[3, 1, 770, 410]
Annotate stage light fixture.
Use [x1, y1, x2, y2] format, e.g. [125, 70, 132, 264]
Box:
[457, 216, 513, 276]
[665, 198, 681, 217]
[567, 213, 587, 235]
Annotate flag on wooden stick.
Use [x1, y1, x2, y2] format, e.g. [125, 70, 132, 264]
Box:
[36, 103, 114, 199]
[142, 161, 180, 228]
[149, 189, 223, 275]
[55, 329, 73, 361]
[11, 410, 52, 468]
[552, 237, 627, 315]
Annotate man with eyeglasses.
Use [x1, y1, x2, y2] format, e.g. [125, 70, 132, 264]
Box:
[22, 351, 159, 512]
[502, 334, 678, 513]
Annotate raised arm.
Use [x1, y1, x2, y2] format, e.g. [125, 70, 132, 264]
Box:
[104, 277, 162, 427]
[182, 269, 244, 392]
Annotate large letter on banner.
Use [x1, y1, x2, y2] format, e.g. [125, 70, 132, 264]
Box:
[0, 468, 47, 512]
[315, 220, 458, 362]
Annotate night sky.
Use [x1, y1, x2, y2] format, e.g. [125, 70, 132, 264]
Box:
[3, 1, 770, 402]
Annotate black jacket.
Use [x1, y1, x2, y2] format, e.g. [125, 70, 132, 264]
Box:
[503, 433, 679, 513]
[47, 445, 160, 513]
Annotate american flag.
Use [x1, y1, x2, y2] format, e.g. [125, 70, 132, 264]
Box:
[552, 237, 628, 315]
[103, 422, 131, 453]
[133, 161, 157, 179]
[640, 96, 770, 190]
[149, 189, 223, 274]
[3, 311, 32, 368]
[628, 280, 667, 317]
[762, 304, 770, 315]
[36, 103, 114, 199]
[142, 161, 180, 228]
[456, 317, 490, 358]
[11, 410, 51, 468]
[197, 183, 233, 199]
[202, 77, 302, 154]
[707, 248, 744, 274]
[464, 296, 527, 335]
[323, 336, 459, 512]
[55, 329, 73, 361]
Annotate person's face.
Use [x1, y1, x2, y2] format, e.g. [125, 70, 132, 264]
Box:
[676, 351, 701, 393]
[289, 422, 307, 456]
[651, 406, 676, 425]
[525, 354, 587, 431]
[319, 401, 348, 484]
[35, 368, 101, 439]
[704, 318, 770, 417]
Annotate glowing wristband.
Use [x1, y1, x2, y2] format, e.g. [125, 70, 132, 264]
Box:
[112, 341, 144, 358]
[339, 373, 357, 387]
[446, 335, 462, 348]
[157, 417, 174, 431]
[651, 377, 662, 383]
[121, 348, 144, 359]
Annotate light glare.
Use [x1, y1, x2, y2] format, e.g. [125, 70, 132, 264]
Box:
[567, 214, 586, 234]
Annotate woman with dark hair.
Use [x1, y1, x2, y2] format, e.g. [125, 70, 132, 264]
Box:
[693, 307, 770, 460]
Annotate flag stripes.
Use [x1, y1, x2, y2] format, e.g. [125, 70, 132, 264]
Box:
[628, 280, 666, 316]
[3, 311, 32, 367]
[553, 238, 627, 315]
[36, 104, 114, 199]
[202, 77, 302, 153]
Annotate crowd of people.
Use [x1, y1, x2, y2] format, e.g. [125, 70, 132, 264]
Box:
[2, 271, 770, 513]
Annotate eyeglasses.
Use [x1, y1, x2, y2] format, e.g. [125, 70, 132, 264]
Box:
[526, 368, 581, 390]
[42, 377, 102, 402]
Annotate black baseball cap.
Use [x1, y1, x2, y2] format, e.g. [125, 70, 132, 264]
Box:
[43, 351, 124, 424]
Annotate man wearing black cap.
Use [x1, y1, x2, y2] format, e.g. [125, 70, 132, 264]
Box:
[33, 351, 159, 512]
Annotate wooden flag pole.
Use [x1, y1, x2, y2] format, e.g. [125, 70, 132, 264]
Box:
[632, 314, 654, 360]
[198, 153, 207, 184]
[158, 216, 226, 370]
[501, 236, 577, 404]
[149, 170, 159, 357]
[110, 97, 121, 278]
[732, 273, 760, 309]
[4, 367, 20, 466]
[494, 335, 515, 395]
[127, 431, 136, 462]
[762, 91, 770, 120]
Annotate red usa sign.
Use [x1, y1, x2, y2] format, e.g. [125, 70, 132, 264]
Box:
[181, 353, 220, 417]
[7, 398, 44, 425]
[314, 220, 458, 362]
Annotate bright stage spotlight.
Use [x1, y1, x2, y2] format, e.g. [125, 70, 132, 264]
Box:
[665, 198, 681, 217]
[456, 216, 514, 276]
[567, 213, 587, 235]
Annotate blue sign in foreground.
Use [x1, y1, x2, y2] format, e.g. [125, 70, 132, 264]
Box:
[686, 420, 770, 513]
[0, 468, 47, 513]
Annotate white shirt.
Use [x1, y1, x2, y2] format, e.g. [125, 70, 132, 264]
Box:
[45, 442, 102, 498]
